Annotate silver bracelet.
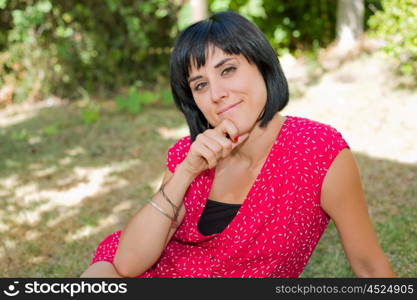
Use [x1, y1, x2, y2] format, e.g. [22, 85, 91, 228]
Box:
[160, 183, 179, 220]
[147, 199, 178, 228]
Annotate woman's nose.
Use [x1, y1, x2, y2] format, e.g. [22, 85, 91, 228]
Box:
[209, 80, 228, 102]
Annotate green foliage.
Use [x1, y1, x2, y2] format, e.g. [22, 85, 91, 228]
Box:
[81, 104, 101, 124]
[1, 0, 389, 103]
[177, 2, 193, 30]
[209, 0, 382, 54]
[368, 0, 417, 78]
[210, 0, 338, 53]
[0, 0, 181, 101]
[115, 87, 158, 114]
[0, 0, 7, 9]
[160, 89, 174, 105]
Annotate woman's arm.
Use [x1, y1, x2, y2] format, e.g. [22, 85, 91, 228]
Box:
[113, 119, 246, 277]
[320, 148, 395, 277]
[113, 162, 194, 277]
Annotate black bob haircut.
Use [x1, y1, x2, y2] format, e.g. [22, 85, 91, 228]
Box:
[169, 11, 289, 142]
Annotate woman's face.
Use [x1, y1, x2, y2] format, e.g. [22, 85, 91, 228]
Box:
[188, 46, 267, 135]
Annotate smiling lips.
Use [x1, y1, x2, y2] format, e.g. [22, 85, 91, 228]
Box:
[218, 100, 243, 115]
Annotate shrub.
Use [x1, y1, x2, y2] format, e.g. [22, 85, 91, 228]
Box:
[368, 0, 417, 78]
[0, 0, 181, 101]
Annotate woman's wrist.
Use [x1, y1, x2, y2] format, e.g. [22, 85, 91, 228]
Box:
[175, 161, 199, 183]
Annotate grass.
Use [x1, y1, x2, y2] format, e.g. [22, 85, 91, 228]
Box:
[0, 100, 185, 277]
[301, 155, 417, 277]
[0, 99, 416, 277]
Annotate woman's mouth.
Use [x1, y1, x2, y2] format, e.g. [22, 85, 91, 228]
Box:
[218, 100, 243, 115]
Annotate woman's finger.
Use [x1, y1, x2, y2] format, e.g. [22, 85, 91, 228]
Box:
[198, 132, 224, 161]
[204, 129, 233, 158]
[214, 119, 239, 142]
[194, 143, 217, 169]
[231, 133, 250, 149]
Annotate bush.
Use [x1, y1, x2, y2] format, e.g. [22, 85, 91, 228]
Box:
[1, 0, 388, 102]
[0, 0, 181, 101]
[368, 0, 417, 78]
[210, 0, 336, 54]
[209, 0, 381, 55]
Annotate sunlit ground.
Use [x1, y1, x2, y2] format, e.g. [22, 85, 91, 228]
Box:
[282, 52, 417, 164]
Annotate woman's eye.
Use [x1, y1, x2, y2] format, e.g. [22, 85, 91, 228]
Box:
[195, 82, 206, 91]
[193, 67, 236, 91]
[222, 66, 236, 76]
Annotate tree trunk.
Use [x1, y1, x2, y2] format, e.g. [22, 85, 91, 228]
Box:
[190, 0, 208, 23]
[319, 0, 365, 70]
[336, 0, 364, 50]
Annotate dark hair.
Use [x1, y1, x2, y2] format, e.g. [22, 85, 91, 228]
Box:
[169, 11, 289, 142]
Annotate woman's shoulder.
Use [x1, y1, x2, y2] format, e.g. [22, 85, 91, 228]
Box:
[287, 115, 346, 139]
[283, 116, 350, 180]
[287, 115, 337, 132]
[285, 115, 349, 150]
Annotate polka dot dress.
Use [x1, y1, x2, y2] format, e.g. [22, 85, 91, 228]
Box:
[90, 116, 349, 277]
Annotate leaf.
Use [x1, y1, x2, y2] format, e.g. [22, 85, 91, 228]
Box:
[161, 89, 173, 104]
[82, 105, 100, 124]
[138, 91, 156, 104]
[0, 0, 7, 10]
[126, 98, 141, 114]
[115, 95, 126, 110]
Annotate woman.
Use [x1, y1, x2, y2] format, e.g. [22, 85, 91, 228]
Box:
[81, 11, 394, 278]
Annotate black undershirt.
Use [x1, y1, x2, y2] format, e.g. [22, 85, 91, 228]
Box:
[197, 199, 241, 236]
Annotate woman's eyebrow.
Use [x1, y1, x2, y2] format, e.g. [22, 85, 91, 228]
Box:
[213, 57, 235, 68]
[188, 57, 236, 84]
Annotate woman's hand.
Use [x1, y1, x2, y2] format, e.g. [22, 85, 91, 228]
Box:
[180, 119, 249, 176]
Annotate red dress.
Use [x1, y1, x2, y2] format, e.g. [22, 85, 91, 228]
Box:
[89, 116, 349, 277]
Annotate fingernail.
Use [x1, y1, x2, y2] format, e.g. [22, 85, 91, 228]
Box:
[234, 136, 238, 143]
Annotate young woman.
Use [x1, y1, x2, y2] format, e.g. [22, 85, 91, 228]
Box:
[81, 11, 394, 278]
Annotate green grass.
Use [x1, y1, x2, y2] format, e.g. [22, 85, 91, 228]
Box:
[0, 100, 416, 277]
[0, 100, 185, 277]
[301, 155, 417, 277]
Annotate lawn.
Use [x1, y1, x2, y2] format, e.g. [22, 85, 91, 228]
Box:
[0, 100, 185, 277]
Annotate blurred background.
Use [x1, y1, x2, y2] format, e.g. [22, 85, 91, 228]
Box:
[0, 0, 416, 277]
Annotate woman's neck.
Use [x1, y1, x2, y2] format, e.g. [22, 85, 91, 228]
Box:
[228, 113, 285, 170]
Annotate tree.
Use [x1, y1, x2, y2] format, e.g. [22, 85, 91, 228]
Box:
[319, 0, 366, 70]
[190, 0, 208, 23]
[336, 0, 364, 53]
